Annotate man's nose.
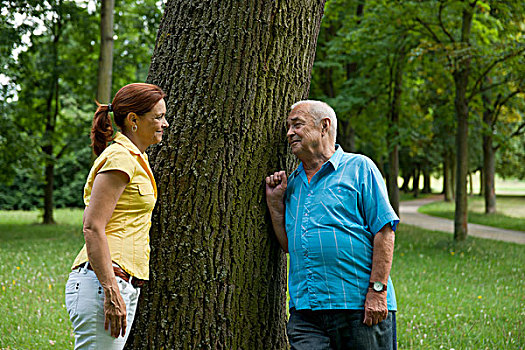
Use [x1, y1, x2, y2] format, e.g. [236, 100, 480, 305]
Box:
[163, 117, 169, 128]
[286, 126, 294, 137]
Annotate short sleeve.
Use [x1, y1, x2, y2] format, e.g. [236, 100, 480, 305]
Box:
[360, 157, 399, 234]
[96, 148, 135, 181]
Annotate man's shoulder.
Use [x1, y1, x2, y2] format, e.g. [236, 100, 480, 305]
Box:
[338, 151, 374, 170]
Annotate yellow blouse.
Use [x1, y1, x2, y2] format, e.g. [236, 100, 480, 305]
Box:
[71, 132, 157, 280]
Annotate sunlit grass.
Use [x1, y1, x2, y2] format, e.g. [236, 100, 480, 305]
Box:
[392, 224, 525, 349]
[1, 209, 524, 348]
[419, 195, 525, 232]
[0, 209, 84, 348]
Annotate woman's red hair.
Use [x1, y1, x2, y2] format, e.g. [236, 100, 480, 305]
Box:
[91, 83, 166, 156]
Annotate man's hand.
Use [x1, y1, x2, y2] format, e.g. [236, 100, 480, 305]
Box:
[265, 171, 287, 208]
[363, 289, 388, 326]
[104, 284, 127, 338]
[265, 171, 288, 252]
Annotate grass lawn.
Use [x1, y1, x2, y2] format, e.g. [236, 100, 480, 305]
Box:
[1, 209, 524, 349]
[393, 224, 524, 349]
[419, 195, 525, 232]
[0, 209, 84, 349]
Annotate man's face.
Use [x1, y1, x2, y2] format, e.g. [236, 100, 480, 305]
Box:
[286, 105, 322, 158]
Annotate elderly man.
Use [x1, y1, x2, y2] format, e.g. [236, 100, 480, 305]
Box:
[266, 100, 399, 349]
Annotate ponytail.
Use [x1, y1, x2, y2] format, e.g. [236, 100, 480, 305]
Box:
[91, 104, 114, 156]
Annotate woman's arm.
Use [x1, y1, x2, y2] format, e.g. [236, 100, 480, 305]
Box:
[83, 170, 129, 338]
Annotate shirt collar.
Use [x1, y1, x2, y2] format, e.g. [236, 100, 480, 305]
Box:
[113, 132, 143, 156]
[327, 144, 344, 171]
[291, 144, 344, 179]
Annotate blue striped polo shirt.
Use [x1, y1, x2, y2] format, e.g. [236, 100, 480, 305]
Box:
[285, 145, 399, 311]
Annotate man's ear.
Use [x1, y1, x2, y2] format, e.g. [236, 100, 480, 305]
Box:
[322, 118, 330, 134]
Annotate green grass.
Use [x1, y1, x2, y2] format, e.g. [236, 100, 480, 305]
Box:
[1, 209, 524, 349]
[0, 209, 84, 349]
[393, 224, 525, 349]
[419, 195, 525, 232]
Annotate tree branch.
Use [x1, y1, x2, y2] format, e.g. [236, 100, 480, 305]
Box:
[469, 47, 525, 100]
[438, 0, 455, 43]
[415, 17, 442, 44]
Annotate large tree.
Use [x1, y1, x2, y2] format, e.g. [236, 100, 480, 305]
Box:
[127, 1, 326, 349]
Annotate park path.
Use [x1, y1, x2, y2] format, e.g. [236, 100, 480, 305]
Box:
[399, 195, 525, 245]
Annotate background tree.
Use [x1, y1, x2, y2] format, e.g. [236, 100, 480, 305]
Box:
[126, 1, 326, 348]
[96, 0, 114, 104]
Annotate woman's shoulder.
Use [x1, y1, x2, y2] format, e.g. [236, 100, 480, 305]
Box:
[98, 142, 134, 161]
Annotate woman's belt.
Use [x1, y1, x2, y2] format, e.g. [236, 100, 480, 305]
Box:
[79, 262, 146, 288]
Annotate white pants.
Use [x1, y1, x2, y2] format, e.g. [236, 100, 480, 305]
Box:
[65, 263, 141, 350]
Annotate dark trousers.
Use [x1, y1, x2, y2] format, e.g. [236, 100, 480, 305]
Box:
[286, 309, 396, 350]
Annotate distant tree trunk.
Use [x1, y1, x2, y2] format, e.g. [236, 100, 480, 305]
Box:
[453, 5, 474, 241]
[96, 0, 115, 103]
[479, 168, 484, 196]
[401, 173, 411, 192]
[387, 40, 405, 215]
[443, 157, 454, 201]
[422, 167, 431, 194]
[483, 128, 497, 214]
[481, 78, 497, 214]
[413, 164, 420, 198]
[42, 0, 63, 225]
[468, 172, 473, 195]
[127, 1, 326, 349]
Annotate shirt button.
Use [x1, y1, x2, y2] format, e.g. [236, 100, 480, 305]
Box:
[304, 213, 308, 216]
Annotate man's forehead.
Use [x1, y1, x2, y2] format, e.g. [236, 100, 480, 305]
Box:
[287, 106, 310, 122]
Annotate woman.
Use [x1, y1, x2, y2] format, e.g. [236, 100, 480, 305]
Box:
[65, 83, 168, 349]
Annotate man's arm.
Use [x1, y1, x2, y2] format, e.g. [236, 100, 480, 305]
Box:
[265, 171, 288, 253]
[364, 223, 395, 326]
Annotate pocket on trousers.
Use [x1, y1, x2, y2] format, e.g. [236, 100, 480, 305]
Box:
[65, 277, 81, 318]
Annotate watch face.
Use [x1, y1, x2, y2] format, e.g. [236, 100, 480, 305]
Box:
[373, 281, 384, 292]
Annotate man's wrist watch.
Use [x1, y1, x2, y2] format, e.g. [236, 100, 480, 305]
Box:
[369, 281, 387, 292]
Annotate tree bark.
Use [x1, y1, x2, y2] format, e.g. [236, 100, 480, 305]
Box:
[127, 1, 326, 349]
[481, 78, 497, 213]
[422, 167, 431, 194]
[387, 42, 405, 215]
[482, 126, 496, 213]
[42, 0, 63, 225]
[453, 4, 474, 241]
[96, 0, 114, 103]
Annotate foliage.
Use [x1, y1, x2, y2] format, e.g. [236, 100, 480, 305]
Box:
[310, 0, 525, 181]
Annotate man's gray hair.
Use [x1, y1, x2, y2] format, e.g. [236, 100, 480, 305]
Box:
[291, 100, 337, 142]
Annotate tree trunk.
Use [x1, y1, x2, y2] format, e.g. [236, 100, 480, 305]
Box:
[483, 129, 497, 214]
[453, 5, 474, 241]
[42, 145, 56, 224]
[422, 167, 431, 194]
[479, 167, 484, 196]
[468, 172, 473, 195]
[127, 1, 326, 349]
[387, 41, 405, 215]
[400, 172, 411, 192]
[481, 78, 497, 214]
[388, 144, 399, 214]
[42, 0, 62, 225]
[443, 155, 454, 201]
[96, 0, 114, 103]
[413, 164, 420, 198]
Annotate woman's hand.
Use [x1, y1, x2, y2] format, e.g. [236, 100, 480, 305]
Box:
[104, 283, 128, 338]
